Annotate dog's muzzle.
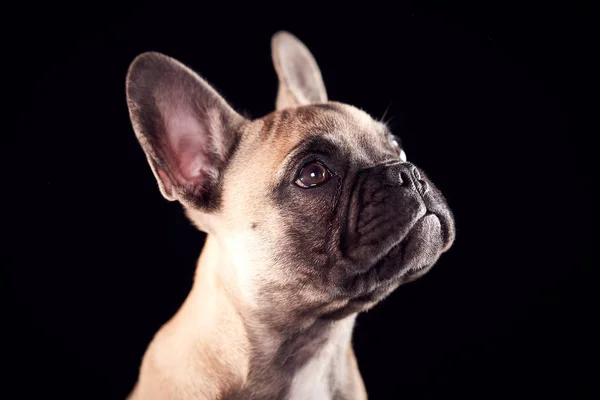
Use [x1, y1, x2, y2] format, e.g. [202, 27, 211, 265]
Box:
[339, 161, 455, 298]
[388, 162, 429, 197]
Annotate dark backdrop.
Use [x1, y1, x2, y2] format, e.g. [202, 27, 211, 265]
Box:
[3, 1, 595, 399]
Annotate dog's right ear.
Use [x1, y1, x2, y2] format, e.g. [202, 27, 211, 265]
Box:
[126, 52, 245, 209]
[271, 31, 328, 110]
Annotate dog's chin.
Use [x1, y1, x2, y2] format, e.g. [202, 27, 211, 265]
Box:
[365, 212, 446, 286]
[324, 213, 447, 320]
[393, 212, 446, 281]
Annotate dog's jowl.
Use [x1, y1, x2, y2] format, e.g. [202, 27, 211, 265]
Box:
[125, 31, 455, 400]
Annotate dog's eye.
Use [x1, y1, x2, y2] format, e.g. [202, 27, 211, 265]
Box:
[391, 139, 407, 162]
[399, 148, 407, 162]
[295, 162, 331, 188]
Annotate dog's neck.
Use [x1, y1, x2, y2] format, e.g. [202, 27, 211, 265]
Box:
[175, 234, 359, 399]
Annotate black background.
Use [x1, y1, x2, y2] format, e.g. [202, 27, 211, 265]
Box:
[3, 1, 595, 398]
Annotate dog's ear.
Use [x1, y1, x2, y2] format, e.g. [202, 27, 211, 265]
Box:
[126, 52, 245, 209]
[271, 31, 328, 110]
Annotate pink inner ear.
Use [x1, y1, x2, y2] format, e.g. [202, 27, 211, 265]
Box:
[166, 109, 212, 187]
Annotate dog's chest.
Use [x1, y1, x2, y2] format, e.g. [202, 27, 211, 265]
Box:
[286, 320, 354, 400]
[287, 351, 335, 400]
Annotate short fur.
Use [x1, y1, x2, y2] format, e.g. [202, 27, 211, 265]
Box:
[125, 31, 455, 399]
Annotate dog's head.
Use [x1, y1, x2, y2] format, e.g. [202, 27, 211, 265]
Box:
[126, 32, 455, 321]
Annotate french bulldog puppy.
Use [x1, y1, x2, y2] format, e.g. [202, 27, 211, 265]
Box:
[125, 31, 455, 400]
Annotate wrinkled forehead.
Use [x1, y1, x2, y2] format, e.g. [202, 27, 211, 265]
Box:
[219, 102, 396, 219]
[241, 102, 392, 172]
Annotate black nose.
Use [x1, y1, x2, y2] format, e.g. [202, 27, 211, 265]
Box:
[387, 162, 429, 195]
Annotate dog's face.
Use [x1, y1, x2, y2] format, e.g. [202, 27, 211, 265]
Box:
[126, 32, 455, 321]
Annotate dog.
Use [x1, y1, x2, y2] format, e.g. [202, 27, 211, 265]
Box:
[125, 31, 455, 400]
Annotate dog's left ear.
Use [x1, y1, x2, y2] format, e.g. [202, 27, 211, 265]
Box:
[126, 52, 245, 209]
[271, 31, 328, 110]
